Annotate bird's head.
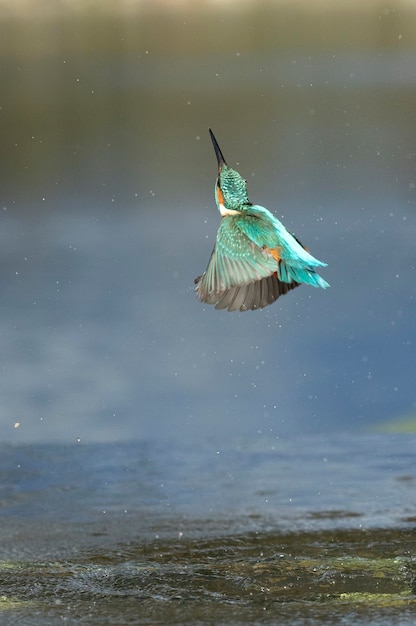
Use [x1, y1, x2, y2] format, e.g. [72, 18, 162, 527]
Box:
[209, 129, 250, 212]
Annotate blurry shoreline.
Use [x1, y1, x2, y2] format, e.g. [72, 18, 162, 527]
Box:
[1, 1, 416, 55]
[0, 0, 414, 16]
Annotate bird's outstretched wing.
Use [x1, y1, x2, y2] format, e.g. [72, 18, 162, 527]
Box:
[195, 218, 299, 311]
[195, 273, 299, 312]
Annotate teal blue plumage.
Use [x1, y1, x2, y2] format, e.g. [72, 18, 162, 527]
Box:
[195, 129, 329, 312]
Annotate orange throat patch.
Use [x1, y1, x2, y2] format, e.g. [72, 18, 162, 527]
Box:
[216, 185, 225, 206]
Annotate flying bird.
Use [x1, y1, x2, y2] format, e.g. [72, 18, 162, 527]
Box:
[195, 129, 329, 312]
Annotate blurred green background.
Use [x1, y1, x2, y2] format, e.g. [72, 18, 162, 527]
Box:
[0, 0, 415, 442]
[2, 1, 416, 209]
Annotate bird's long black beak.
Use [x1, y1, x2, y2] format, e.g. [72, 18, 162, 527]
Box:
[209, 128, 227, 170]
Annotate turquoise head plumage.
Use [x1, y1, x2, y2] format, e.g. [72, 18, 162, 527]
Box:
[209, 129, 250, 211]
[195, 129, 329, 312]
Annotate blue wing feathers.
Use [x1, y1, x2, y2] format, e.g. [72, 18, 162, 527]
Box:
[195, 205, 329, 312]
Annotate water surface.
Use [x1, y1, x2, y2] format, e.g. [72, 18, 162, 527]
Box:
[0, 435, 415, 624]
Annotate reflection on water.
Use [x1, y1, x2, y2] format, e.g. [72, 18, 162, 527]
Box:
[1, 435, 415, 539]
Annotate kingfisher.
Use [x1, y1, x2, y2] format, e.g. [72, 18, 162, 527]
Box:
[194, 129, 329, 312]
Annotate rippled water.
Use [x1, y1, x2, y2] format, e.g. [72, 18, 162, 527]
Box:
[0, 435, 415, 624]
